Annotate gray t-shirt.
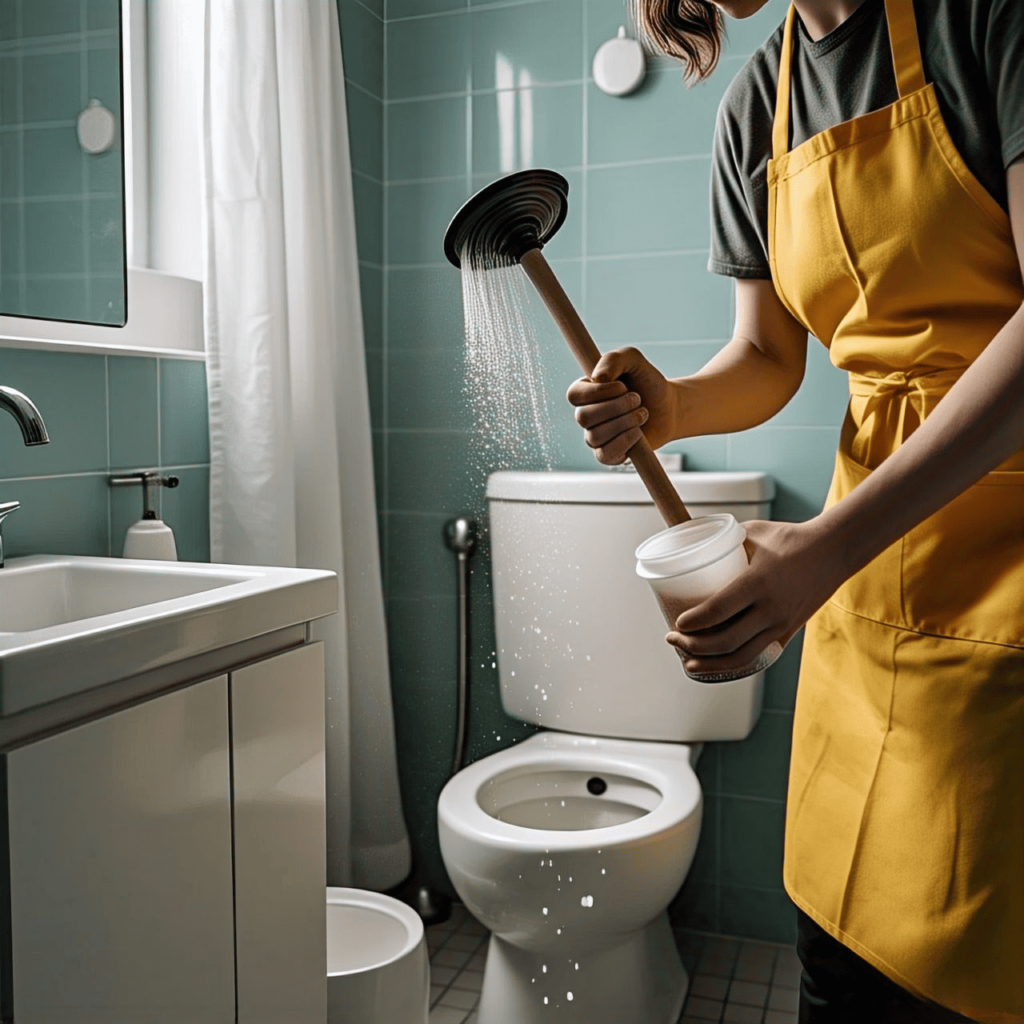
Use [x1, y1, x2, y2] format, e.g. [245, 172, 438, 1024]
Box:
[708, 0, 1024, 279]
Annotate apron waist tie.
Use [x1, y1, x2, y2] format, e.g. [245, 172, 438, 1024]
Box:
[847, 366, 967, 399]
[846, 367, 968, 451]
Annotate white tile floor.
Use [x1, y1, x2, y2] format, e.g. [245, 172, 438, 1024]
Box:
[426, 904, 802, 1024]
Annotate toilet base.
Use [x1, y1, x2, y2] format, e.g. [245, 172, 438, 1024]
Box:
[476, 911, 687, 1024]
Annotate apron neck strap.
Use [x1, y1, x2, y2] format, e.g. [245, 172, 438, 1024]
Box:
[772, 0, 927, 162]
[883, 0, 927, 99]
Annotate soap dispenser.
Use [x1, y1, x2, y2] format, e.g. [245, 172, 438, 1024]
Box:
[109, 471, 180, 560]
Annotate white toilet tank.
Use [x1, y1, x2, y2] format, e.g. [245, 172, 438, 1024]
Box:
[486, 470, 775, 743]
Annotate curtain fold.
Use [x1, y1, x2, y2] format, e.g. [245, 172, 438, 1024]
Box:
[202, 0, 410, 890]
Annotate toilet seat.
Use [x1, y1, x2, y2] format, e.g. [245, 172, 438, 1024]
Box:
[440, 731, 701, 851]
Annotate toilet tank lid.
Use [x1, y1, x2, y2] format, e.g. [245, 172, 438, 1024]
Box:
[486, 470, 775, 504]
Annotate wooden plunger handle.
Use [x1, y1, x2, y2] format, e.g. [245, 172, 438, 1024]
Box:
[519, 248, 691, 527]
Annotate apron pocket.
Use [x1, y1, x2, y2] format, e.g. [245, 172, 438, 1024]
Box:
[899, 468, 1024, 647]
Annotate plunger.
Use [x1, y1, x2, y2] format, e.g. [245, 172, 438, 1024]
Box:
[444, 169, 690, 527]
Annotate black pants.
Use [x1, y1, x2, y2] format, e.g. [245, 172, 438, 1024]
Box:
[796, 910, 977, 1023]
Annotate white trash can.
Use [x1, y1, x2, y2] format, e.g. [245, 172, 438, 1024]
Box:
[326, 887, 429, 1024]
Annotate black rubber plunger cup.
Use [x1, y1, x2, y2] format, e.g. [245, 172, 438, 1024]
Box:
[444, 169, 690, 527]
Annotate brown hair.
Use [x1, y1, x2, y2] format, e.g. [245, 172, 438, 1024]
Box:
[631, 0, 726, 84]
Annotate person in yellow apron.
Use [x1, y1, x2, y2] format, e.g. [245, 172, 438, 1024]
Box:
[567, 1, 1023, 1021]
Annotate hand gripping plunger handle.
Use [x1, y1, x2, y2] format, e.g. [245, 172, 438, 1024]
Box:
[519, 248, 691, 527]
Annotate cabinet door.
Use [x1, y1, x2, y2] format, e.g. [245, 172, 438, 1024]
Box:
[231, 642, 326, 1024]
[7, 676, 236, 1024]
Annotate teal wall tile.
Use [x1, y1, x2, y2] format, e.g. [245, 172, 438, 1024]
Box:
[585, 253, 732, 343]
[386, 265, 465, 350]
[21, 0, 81, 38]
[24, 277, 88, 323]
[389, 0, 462, 19]
[0, 474, 109, 558]
[470, 0, 583, 90]
[471, 83, 583, 177]
[665, 434, 728, 471]
[387, 97, 467, 181]
[359, 264, 383, 348]
[387, 12, 469, 100]
[720, 796, 785, 889]
[86, 0, 121, 32]
[718, 711, 793, 802]
[769, 340, 848, 428]
[387, 511, 459, 598]
[387, 429, 479, 513]
[728, 426, 840, 522]
[0, 56, 19, 124]
[0, 348, 107, 476]
[0, 123, 21, 194]
[587, 68, 725, 165]
[85, 137, 122, 195]
[586, 159, 711, 255]
[160, 466, 211, 563]
[346, 86, 384, 181]
[689, 791, 719, 883]
[0, 4, 16, 41]
[669, 874, 718, 933]
[107, 356, 158, 471]
[159, 359, 210, 466]
[365, 346, 384, 431]
[24, 199, 84, 275]
[88, 197, 124, 275]
[339, 0, 384, 98]
[22, 52, 81, 124]
[387, 178, 471, 265]
[388, 346, 474, 432]
[719, 886, 797, 945]
[353, 174, 383, 265]
[87, 41, 122, 114]
[0, 205, 22, 281]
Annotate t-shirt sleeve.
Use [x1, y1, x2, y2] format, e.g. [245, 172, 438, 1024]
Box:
[987, 0, 1024, 168]
[708, 88, 773, 279]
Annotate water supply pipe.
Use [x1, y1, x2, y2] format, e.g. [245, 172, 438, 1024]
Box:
[444, 516, 477, 774]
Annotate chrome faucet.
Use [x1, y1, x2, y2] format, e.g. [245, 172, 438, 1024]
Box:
[0, 386, 50, 446]
[0, 385, 50, 567]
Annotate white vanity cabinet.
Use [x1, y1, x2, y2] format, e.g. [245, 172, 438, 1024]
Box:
[4, 641, 328, 1024]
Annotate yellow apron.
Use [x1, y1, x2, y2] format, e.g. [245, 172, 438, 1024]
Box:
[767, 2, 1024, 1021]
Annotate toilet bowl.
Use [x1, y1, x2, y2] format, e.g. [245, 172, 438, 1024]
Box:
[326, 887, 429, 1024]
[439, 731, 702, 1024]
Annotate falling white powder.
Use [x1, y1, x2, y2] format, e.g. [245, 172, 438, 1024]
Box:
[460, 263, 555, 479]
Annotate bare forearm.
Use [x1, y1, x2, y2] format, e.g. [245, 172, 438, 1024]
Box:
[814, 303, 1024, 577]
[669, 333, 806, 438]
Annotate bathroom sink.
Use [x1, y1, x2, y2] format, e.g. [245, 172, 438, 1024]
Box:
[0, 558, 250, 634]
[0, 555, 337, 719]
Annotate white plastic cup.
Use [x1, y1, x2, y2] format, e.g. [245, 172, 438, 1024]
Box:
[635, 514, 782, 683]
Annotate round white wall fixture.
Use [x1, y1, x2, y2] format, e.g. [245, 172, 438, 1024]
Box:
[593, 26, 646, 97]
[77, 100, 117, 154]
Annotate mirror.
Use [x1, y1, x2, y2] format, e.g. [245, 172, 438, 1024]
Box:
[0, 0, 126, 326]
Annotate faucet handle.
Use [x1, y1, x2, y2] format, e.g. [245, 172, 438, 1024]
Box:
[0, 501, 18, 568]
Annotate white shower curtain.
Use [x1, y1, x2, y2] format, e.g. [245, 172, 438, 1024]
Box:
[201, 0, 410, 890]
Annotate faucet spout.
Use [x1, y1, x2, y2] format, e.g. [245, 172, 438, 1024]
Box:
[0, 386, 50, 445]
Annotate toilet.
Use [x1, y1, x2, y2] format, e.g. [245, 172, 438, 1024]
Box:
[438, 469, 774, 1024]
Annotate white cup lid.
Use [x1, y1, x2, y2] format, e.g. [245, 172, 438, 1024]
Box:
[635, 514, 744, 579]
